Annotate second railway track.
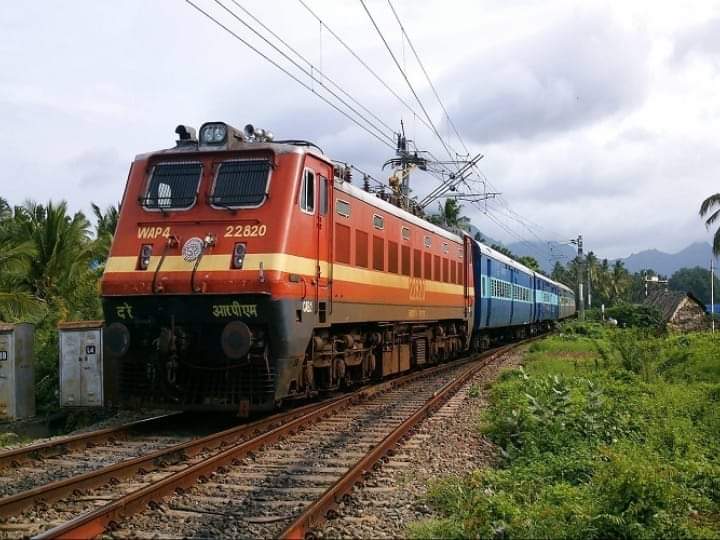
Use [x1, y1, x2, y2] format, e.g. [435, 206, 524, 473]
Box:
[0, 342, 525, 539]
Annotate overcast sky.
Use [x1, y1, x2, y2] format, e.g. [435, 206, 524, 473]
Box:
[2, 0, 719, 260]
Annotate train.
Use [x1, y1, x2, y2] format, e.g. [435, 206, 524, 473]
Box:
[100, 121, 575, 415]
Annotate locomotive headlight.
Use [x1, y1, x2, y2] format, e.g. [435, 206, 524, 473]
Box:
[232, 242, 247, 269]
[199, 122, 228, 145]
[138, 244, 153, 270]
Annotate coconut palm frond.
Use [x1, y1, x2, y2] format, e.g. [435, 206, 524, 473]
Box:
[700, 193, 720, 217]
[0, 292, 46, 322]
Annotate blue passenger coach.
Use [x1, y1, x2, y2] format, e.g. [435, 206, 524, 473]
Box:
[470, 238, 575, 347]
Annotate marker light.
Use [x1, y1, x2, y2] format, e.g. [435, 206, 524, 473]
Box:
[232, 242, 247, 269]
[199, 123, 228, 145]
[138, 244, 153, 270]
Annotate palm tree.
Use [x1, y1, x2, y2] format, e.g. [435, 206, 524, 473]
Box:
[518, 255, 541, 272]
[436, 199, 470, 231]
[610, 260, 631, 303]
[700, 193, 720, 255]
[91, 203, 119, 263]
[0, 204, 44, 321]
[15, 201, 96, 318]
[0, 197, 10, 222]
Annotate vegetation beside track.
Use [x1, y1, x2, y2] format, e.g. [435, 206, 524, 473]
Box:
[410, 322, 720, 539]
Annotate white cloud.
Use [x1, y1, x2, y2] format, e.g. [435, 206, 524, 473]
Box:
[1, 0, 719, 261]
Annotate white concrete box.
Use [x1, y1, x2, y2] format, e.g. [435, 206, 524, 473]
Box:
[0, 323, 35, 420]
[58, 321, 104, 407]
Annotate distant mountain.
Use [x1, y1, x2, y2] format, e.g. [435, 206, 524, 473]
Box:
[506, 240, 717, 277]
[619, 242, 716, 276]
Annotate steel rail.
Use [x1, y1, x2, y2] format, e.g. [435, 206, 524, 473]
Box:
[0, 413, 182, 470]
[0, 400, 334, 519]
[32, 354, 481, 540]
[280, 344, 517, 539]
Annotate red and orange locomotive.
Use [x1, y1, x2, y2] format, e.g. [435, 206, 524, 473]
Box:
[102, 122, 473, 413]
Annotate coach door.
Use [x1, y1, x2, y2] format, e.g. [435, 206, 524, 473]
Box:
[311, 160, 333, 323]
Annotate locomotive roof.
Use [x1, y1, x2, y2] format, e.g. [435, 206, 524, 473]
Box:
[335, 178, 465, 244]
[135, 140, 330, 162]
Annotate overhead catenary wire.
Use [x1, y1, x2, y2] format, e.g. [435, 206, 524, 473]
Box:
[226, 0, 397, 138]
[296, 0, 438, 139]
[385, 0, 470, 157]
[358, 0, 459, 166]
[184, 0, 396, 151]
[213, 0, 395, 146]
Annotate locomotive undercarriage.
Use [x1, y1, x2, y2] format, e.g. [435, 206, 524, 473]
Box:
[289, 319, 468, 398]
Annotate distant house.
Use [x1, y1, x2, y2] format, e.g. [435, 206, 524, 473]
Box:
[642, 290, 708, 332]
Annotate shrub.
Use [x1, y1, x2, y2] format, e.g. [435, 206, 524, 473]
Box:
[606, 303, 663, 329]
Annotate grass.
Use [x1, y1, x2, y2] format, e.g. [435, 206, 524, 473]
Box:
[410, 323, 720, 539]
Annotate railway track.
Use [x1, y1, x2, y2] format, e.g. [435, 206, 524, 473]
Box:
[0, 413, 193, 499]
[0, 342, 524, 539]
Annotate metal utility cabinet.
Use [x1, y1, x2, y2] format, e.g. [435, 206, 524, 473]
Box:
[0, 323, 35, 420]
[59, 321, 104, 407]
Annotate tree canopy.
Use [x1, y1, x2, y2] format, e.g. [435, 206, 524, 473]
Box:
[668, 266, 718, 305]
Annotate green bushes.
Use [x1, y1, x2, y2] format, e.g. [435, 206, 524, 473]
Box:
[410, 329, 720, 539]
[606, 303, 663, 329]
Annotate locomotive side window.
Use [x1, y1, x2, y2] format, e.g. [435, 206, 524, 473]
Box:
[373, 214, 384, 230]
[300, 169, 315, 214]
[319, 175, 329, 215]
[142, 162, 201, 210]
[210, 159, 270, 208]
[401, 226, 410, 240]
[336, 199, 351, 217]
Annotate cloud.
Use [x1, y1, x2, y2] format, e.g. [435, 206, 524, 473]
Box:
[446, 6, 650, 143]
[672, 16, 720, 63]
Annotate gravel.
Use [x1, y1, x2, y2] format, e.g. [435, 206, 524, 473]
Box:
[317, 348, 525, 539]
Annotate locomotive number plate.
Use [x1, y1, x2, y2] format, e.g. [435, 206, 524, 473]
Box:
[224, 224, 267, 238]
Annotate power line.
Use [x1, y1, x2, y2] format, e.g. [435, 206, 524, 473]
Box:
[358, 0, 458, 165]
[184, 0, 395, 150]
[226, 0, 396, 137]
[385, 0, 470, 156]
[213, 0, 395, 146]
[296, 0, 437, 138]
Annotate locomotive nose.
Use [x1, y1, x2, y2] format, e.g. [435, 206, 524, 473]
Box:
[221, 321, 253, 360]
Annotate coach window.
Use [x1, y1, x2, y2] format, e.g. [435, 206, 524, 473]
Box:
[300, 169, 315, 214]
